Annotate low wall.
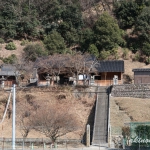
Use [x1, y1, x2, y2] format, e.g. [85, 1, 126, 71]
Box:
[111, 84, 150, 98]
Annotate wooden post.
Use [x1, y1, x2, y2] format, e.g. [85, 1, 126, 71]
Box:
[86, 124, 90, 147]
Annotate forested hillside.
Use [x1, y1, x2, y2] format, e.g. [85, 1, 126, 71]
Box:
[0, 0, 150, 64]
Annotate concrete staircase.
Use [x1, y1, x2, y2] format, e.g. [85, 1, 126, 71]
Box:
[92, 86, 109, 147]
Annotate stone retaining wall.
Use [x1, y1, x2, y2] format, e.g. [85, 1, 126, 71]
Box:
[111, 84, 150, 98]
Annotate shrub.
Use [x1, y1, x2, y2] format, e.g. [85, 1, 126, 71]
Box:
[20, 40, 29, 46]
[0, 38, 4, 44]
[146, 57, 150, 65]
[133, 53, 140, 61]
[99, 50, 110, 60]
[122, 48, 129, 59]
[88, 44, 99, 58]
[2, 54, 17, 64]
[5, 42, 16, 50]
[23, 43, 48, 61]
[0, 98, 7, 104]
[111, 48, 119, 60]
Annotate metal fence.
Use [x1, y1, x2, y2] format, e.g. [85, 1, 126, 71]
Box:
[0, 138, 84, 150]
[1, 138, 148, 150]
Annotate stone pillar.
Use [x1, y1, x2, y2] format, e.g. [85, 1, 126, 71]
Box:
[86, 124, 90, 147]
[122, 138, 125, 149]
[1, 76, 5, 89]
[46, 74, 50, 87]
[1, 80, 4, 88]
[47, 79, 50, 87]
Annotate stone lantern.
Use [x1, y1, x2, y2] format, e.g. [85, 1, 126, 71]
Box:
[0, 76, 6, 88]
[46, 74, 51, 87]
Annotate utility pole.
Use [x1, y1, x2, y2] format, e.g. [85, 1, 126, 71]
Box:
[12, 84, 16, 150]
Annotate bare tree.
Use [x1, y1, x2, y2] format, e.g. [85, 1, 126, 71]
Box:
[122, 126, 130, 146]
[68, 52, 98, 85]
[35, 53, 97, 85]
[36, 54, 69, 84]
[17, 101, 32, 138]
[17, 114, 31, 138]
[16, 93, 38, 138]
[31, 102, 79, 143]
[14, 58, 34, 86]
[68, 53, 85, 84]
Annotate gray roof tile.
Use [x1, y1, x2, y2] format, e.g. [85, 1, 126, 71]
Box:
[95, 60, 124, 72]
[132, 68, 150, 72]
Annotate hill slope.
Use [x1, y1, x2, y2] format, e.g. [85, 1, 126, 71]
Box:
[0, 87, 95, 139]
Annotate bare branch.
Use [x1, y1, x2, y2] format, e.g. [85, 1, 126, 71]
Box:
[31, 102, 80, 142]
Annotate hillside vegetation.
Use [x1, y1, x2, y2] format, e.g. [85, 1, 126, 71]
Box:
[0, 0, 150, 65]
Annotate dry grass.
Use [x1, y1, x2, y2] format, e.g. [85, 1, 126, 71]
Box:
[112, 97, 150, 123]
[0, 41, 24, 58]
[0, 87, 95, 139]
[0, 40, 42, 59]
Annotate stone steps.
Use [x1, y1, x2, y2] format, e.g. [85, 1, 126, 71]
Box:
[92, 86, 108, 145]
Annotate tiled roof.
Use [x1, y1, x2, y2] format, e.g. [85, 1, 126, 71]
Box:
[0, 64, 18, 76]
[1, 64, 16, 71]
[94, 60, 124, 72]
[0, 71, 17, 76]
[132, 68, 150, 72]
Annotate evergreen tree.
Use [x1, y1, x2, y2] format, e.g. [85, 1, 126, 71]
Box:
[93, 12, 125, 52]
[16, 1, 39, 39]
[114, 1, 141, 28]
[43, 30, 66, 54]
[134, 7, 150, 44]
[0, 1, 17, 38]
[87, 44, 99, 58]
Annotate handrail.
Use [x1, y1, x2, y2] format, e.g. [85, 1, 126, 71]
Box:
[92, 86, 99, 145]
[107, 86, 111, 146]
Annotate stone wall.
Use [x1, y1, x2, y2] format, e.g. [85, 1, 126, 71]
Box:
[111, 84, 150, 98]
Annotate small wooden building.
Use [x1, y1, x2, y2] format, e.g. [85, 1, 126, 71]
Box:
[132, 68, 150, 84]
[93, 60, 124, 86]
[0, 64, 19, 87]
